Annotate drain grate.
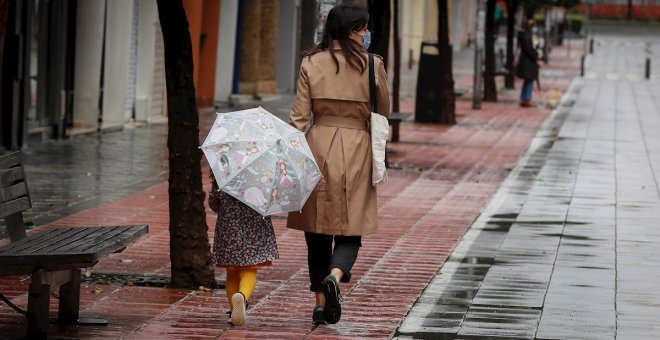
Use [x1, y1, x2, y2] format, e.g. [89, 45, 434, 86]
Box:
[82, 272, 225, 288]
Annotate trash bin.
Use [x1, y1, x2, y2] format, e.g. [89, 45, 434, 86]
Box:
[415, 41, 444, 123]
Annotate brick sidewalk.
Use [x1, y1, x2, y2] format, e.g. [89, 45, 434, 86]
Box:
[397, 33, 660, 339]
[0, 42, 580, 339]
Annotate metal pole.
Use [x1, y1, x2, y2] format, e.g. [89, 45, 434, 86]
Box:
[581, 55, 585, 76]
[567, 19, 571, 58]
[473, 0, 485, 110]
[583, 1, 590, 56]
[646, 58, 651, 80]
[543, 8, 550, 64]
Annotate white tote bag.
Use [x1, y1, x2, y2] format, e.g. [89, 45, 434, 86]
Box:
[369, 54, 389, 186]
[370, 112, 389, 185]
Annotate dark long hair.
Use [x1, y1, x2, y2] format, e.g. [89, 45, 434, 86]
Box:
[304, 5, 369, 74]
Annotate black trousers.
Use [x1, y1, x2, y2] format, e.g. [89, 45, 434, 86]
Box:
[304, 232, 362, 292]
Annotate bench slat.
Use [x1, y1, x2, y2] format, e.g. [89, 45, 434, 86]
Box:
[81, 226, 148, 258]
[0, 167, 25, 187]
[0, 228, 70, 253]
[0, 152, 22, 171]
[0, 182, 28, 204]
[1, 228, 83, 254]
[0, 225, 148, 269]
[24, 228, 105, 255]
[56, 226, 132, 253]
[0, 197, 31, 219]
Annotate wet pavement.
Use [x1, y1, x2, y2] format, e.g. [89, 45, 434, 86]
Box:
[396, 29, 660, 339]
[8, 98, 295, 235]
[0, 37, 586, 339]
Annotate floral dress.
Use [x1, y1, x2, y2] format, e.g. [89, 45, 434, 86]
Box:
[209, 182, 279, 268]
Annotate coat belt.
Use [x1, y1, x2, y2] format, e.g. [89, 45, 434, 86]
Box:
[314, 116, 368, 130]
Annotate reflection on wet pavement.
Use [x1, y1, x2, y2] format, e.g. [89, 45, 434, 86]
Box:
[396, 32, 660, 339]
[1, 98, 295, 238]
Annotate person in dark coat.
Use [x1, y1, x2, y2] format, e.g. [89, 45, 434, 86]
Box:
[516, 19, 540, 107]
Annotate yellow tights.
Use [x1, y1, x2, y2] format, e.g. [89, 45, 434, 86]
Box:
[225, 267, 257, 308]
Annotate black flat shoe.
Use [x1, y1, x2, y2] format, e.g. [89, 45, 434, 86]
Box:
[312, 306, 326, 324]
[321, 275, 342, 324]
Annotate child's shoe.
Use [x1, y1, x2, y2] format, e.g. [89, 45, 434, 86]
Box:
[321, 275, 342, 324]
[312, 306, 326, 324]
[231, 292, 247, 326]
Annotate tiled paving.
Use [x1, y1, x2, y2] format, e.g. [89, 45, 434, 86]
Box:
[0, 39, 581, 338]
[396, 30, 660, 339]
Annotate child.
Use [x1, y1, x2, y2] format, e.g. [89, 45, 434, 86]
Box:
[208, 171, 279, 326]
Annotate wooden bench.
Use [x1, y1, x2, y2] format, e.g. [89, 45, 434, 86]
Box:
[494, 48, 508, 78]
[388, 112, 408, 144]
[0, 151, 148, 339]
[385, 112, 408, 168]
[483, 48, 508, 80]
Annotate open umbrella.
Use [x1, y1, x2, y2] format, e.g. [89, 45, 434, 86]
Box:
[201, 107, 322, 216]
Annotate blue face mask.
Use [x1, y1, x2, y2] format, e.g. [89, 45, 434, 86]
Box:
[361, 31, 371, 50]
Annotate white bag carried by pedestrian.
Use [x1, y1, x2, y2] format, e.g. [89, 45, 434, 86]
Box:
[369, 54, 389, 186]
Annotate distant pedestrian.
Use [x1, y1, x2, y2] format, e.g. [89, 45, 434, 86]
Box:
[287, 5, 390, 325]
[516, 19, 540, 107]
[208, 171, 279, 326]
[494, 2, 503, 38]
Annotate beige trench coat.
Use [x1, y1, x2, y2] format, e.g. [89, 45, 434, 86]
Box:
[287, 47, 390, 236]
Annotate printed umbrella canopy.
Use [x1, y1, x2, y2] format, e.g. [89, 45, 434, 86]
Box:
[201, 107, 322, 216]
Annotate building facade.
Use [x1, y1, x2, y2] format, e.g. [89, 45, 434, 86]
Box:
[1, 0, 472, 151]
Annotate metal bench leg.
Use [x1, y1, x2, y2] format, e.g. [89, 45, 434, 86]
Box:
[27, 269, 50, 339]
[5, 212, 27, 242]
[58, 269, 80, 324]
[391, 122, 400, 143]
[56, 269, 107, 326]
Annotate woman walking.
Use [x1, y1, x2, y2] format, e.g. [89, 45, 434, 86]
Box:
[516, 19, 540, 107]
[287, 5, 390, 325]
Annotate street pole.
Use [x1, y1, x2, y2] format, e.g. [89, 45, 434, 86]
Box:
[583, 1, 590, 56]
[473, 0, 485, 110]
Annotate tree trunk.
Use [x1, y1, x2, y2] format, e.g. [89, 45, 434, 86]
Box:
[392, 0, 400, 113]
[0, 0, 12, 149]
[437, 0, 456, 124]
[368, 0, 390, 69]
[627, 0, 633, 21]
[156, 0, 215, 289]
[0, 0, 8, 69]
[505, 0, 518, 89]
[483, 0, 497, 102]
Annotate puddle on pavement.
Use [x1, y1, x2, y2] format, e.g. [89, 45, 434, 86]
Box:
[459, 256, 495, 265]
[517, 220, 587, 225]
[483, 221, 514, 233]
[490, 213, 519, 220]
[541, 233, 592, 241]
[393, 331, 458, 339]
[82, 272, 225, 289]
